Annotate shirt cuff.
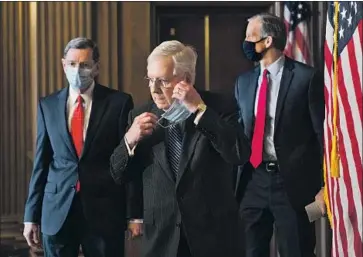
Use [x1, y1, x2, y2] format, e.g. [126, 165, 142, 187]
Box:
[193, 108, 207, 125]
[124, 137, 137, 157]
[128, 219, 143, 224]
[24, 222, 36, 224]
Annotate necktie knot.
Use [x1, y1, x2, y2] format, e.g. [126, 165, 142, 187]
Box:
[77, 95, 83, 105]
[263, 69, 269, 78]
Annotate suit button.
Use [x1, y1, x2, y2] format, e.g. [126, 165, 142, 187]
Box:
[176, 222, 181, 228]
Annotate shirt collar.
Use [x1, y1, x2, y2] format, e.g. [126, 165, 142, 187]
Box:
[69, 81, 95, 104]
[260, 55, 285, 77]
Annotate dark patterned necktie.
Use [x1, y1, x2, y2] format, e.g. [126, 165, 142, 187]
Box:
[167, 124, 183, 179]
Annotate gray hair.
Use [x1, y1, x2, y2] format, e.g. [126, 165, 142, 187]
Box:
[147, 40, 198, 85]
[249, 13, 287, 51]
[63, 37, 100, 62]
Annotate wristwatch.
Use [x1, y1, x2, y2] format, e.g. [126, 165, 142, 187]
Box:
[195, 102, 207, 114]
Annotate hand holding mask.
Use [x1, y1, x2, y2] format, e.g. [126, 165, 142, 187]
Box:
[157, 99, 193, 128]
[157, 80, 204, 128]
[172, 81, 204, 113]
[125, 112, 158, 148]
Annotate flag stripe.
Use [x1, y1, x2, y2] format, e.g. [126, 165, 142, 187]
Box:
[336, 103, 360, 256]
[337, 81, 360, 255]
[358, 21, 363, 66]
[331, 76, 350, 257]
[335, 178, 347, 257]
[324, 2, 363, 256]
[283, 3, 311, 65]
[338, 55, 363, 197]
[292, 43, 306, 64]
[296, 22, 311, 63]
[324, 39, 345, 257]
[346, 22, 363, 124]
[293, 28, 307, 63]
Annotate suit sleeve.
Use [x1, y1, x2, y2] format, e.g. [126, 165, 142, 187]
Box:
[195, 93, 251, 166]
[308, 70, 325, 186]
[117, 96, 143, 219]
[118, 94, 134, 142]
[24, 101, 53, 223]
[109, 106, 135, 185]
[109, 97, 144, 219]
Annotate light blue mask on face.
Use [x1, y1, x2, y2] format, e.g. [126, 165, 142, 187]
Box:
[157, 99, 192, 128]
[65, 66, 94, 91]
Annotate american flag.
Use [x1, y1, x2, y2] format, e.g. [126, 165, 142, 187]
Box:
[324, 1, 363, 257]
[283, 1, 312, 65]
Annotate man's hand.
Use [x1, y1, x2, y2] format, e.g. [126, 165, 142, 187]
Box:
[172, 81, 204, 113]
[23, 223, 41, 248]
[315, 188, 326, 215]
[125, 112, 158, 149]
[128, 223, 143, 239]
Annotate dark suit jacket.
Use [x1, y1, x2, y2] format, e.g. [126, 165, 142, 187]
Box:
[24, 84, 135, 236]
[110, 91, 250, 257]
[235, 56, 325, 210]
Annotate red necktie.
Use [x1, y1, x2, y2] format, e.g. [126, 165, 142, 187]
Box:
[71, 95, 84, 192]
[250, 69, 269, 168]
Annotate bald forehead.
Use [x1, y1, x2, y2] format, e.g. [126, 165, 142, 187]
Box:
[147, 56, 174, 78]
[246, 17, 262, 38]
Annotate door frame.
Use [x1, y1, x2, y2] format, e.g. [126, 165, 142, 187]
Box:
[150, 1, 273, 49]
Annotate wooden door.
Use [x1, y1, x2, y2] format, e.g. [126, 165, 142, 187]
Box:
[154, 4, 271, 94]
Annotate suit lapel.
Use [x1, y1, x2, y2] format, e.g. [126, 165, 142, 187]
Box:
[245, 67, 260, 140]
[176, 118, 202, 187]
[56, 87, 78, 158]
[81, 84, 108, 158]
[274, 58, 294, 129]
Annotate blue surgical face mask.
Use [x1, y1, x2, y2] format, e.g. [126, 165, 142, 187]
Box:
[242, 37, 267, 62]
[157, 99, 192, 128]
[65, 66, 94, 91]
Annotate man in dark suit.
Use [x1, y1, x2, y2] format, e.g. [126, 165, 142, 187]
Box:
[23, 37, 140, 257]
[235, 13, 325, 257]
[109, 40, 251, 257]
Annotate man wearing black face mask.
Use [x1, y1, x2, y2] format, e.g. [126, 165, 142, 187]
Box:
[235, 13, 325, 257]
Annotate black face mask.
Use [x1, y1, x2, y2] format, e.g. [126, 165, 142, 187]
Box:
[242, 37, 267, 62]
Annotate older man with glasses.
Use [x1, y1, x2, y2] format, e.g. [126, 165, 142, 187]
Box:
[110, 40, 251, 257]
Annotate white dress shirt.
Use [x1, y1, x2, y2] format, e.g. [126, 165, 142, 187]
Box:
[67, 82, 95, 140]
[254, 56, 285, 161]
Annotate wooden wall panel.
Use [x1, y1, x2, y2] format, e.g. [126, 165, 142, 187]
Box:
[121, 2, 151, 107]
[0, 2, 33, 218]
[94, 1, 120, 90]
[0, 1, 137, 219]
[0, 1, 93, 219]
[35, 1, 93, 97]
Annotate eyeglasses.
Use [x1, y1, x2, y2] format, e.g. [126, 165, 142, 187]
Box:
[64, 60, 94, 69]
[144, 76, 174, 89]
